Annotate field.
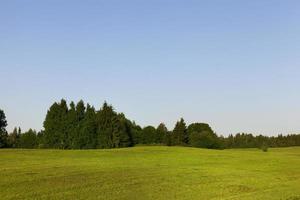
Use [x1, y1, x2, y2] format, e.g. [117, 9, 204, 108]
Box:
[1, 147, 300, 200]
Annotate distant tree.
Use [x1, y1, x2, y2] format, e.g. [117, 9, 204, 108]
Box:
[165, 131, 173, 146]
[43, 99, 69, 148]
[117, 113, 134, 147]
[156, 123, 168, 144]
[96, 102, 121, 148]
[36, 130, 45, 148]
[172, 118, 188, 145]
[187, 123, 221, 149]
[67, 101, 77, 148]
[0, 109, 8, 148]
[79, 104, 97, 149]
[187, 123, 214, 135]
[19, 129, 37, 148]
[131, 122, 142, 145]
[96, 102, 111, 148]
[224, 134, 234, 148]
[72, 100, 86, 149]
[218, 135, 226, 149]
[8, 127, 21, 148]
[35, 99, 300, 150]
[189, 131, 220, 149]
[141, 126, 156, 144]
[189, 131, 202, 147]
[59, 99, 69, 148]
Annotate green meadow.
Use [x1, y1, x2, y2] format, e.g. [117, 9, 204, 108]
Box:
[1, 146, 300, 200]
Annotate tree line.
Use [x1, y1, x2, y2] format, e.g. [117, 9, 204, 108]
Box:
[1, 100, 300, 149]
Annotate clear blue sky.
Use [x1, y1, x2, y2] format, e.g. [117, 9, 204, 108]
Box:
[1, 0, 300, 135]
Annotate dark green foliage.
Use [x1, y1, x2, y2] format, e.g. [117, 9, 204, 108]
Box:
[67, 101, 77, 148]
[131, 122, 142, 145]
[221, 133, 300, 149]
[43, 99, 69, 149]
[141, 126, 156, 144]
[78, 104, 97, 149]
[19, 129, 37, 148]
[223, 133, 268, 149]
[187, 123, 214, 135]
[117, 113, 134, 147]
[187, 123, 221, 149]
[0, 109, 8, 148]
[8, 127, 21, 148]
[72, 100, 86, 149]
[37, 130, 45, 148]
[172, 118, 188, 146]
[0, 109, 7, 132]
[156, 123, 168, 144]
[96, 102, 118, 148]
[5, 99, 300, 150]
[225, 133, 256, 148]
[0, 132, 8, 148]
[42, 100, 134, 149]
[165, 131, 173, 146]
[189, 131, 221, 149]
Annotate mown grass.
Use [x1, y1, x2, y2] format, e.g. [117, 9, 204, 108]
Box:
[1, 146, 300, 200]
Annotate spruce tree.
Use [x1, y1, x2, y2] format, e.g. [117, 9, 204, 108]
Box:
[59, 99, 69, 149]
[67, 101, 77, 148]
[79, 104, 97, 149]
[96, 102, 117, 148]
[0, 109, 8, 148]
[43, 99, 69, 148]
[117, 113, 133, 147]
[131, 122, 142, 145]
[73, 100, 86, 149]
[95, 102, 133, 148]
[165, 131, 173, 146]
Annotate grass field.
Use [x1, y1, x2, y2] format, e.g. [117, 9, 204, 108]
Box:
[1, 146, 300, 200]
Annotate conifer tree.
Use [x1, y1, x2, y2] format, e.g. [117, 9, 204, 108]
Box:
[73, 100, 86, 148]
[172, 118, 188, 145]
[96, 102, 117, 148]
[79, 104, 97, 149]
[67, 101, 77, 148]
[117, 113, 133, 147]
[43, 99, 69, 148]
[0, 109, 8, 148]
[131, 122, 142, 145]
[156, 123, 168, 144]
[165, 131, 173, 146]
[37, 130, 44, 148]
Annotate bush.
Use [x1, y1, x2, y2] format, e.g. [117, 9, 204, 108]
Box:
[261, 144, 268, 152]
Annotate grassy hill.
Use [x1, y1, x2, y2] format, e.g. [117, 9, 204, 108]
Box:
[1, 146, 300, 200]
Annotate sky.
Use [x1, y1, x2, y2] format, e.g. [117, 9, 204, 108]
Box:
[1, 0, 300, 136]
